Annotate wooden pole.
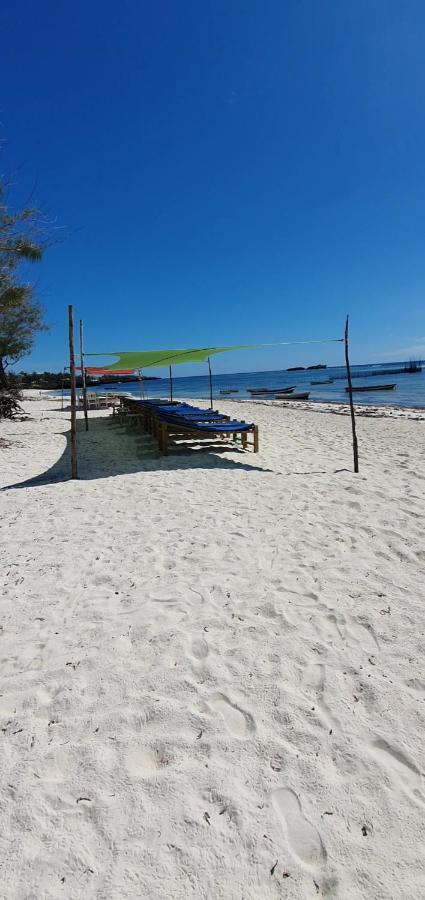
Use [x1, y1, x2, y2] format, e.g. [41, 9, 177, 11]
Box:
[138, 370, 144, 398]
[79, 319, 89, 431]
[169, 365, 173, 402]
[344, 315, 359, 473]
[61, 368, 65, 411]
[208, 357, 213, 408]
[68, 305, 78, 478]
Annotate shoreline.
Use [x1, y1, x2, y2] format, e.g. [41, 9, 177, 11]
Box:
[35, 389, 425, 421]
[220, 396, 425, 419]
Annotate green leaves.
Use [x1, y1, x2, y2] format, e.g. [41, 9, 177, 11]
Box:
[0, 175, 48, 380]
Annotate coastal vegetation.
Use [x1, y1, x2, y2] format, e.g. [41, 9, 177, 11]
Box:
[8, 371, 148, 390]
[0, 174, 49, 416]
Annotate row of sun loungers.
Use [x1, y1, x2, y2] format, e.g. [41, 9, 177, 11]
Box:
[117, 397, 259, 454]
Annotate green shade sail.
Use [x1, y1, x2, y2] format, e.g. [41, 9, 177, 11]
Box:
[85, 337, 344, 372]
[85, 345, 250, 371]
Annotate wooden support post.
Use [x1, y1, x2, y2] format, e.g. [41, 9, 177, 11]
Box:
[344, 315, 359, 473]
[253, 425, 259, 453]
[68, 305, 78, 478]
[158, 421, 168, 454]
[79, 319, 89, 431]
[138, 370, 144, 398]
[169, 365, 173, 402]
[61, 367, 66, 411]
[208, 357, 213, 408]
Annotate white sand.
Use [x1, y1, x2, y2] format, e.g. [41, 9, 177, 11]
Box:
[1, 394, 424, 899]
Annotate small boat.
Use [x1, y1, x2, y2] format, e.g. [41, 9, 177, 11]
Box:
[311, 379, 334, 385]
[275, 391, 310, 400]
[345, 383, 396, 393]
[307, 364, 327, 370]
[220, 389, 239, 394]
[251, 391, 295, 397]
[286, 366, 305, 372]
[248, 386, 295, 394]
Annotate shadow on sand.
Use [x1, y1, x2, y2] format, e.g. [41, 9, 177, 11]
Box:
[3, 416, 272, 490]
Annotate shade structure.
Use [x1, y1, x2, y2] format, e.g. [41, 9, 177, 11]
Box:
[85, 345, 249, 371]
[85, 337, 344, 373]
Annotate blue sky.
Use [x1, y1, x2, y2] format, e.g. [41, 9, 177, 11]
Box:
[2, 0, 425, 376]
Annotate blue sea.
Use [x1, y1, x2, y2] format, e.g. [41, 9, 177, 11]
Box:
[73, 361, 425, 409]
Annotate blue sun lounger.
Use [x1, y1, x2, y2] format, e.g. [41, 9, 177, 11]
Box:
[156, 414, 258, 454]
[134, 401, 230, 431]
[118, 397, 259, 454]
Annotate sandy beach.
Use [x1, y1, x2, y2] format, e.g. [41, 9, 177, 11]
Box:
[1, 393, 424, 899]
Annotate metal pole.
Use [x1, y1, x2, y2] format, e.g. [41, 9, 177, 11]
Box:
[344, 315, 359, 473]
[208, 357, 213, 408]
[169, 365, 173, 402]
[79, 319, 89, 431]
[68, 305, 78, 478]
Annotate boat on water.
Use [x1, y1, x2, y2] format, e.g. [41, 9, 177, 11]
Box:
[311, 378, 334, 385]
[219, 389, 239, 394]
[247, 386, 295, 394]
[275, 391, 310, 400]
[286, 366, 305, 372]
[345, 383, 396, 393]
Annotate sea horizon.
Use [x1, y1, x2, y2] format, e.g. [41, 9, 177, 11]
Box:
[59, 359, 425, 409]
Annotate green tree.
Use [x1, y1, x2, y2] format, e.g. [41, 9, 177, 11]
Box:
[0, 177, 48, 387]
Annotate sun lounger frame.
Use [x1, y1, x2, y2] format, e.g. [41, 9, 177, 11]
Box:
[118, 397, 259, 454]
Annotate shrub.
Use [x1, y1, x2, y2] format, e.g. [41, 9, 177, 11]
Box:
[0, 388, 23, 419]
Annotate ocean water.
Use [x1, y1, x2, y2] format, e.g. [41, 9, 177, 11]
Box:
[71, 362, 425, 409]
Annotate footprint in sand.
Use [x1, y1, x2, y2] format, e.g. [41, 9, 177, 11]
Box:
[369, 737, 424, 804]
[36, 687, 53, 706]
[347, 615, 380, 652]
[310, 609, 346, 648]
[303, 663, 339, 730]
[272, 787, 326, 868]
[210, 693, 255, 739]
[326, 611, 346, 641]
[190, 637, 209, 660]
[36, 750, 67, 783]
[347, 499, 362, 512]
[406, 678, 425, 693]
[126, 745, 171, 777]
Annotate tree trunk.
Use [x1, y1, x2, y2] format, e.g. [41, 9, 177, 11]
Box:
[0, 357, 8, 389]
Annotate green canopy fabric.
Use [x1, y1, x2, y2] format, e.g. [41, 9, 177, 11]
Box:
[85, 345, 250, 371]
[85, 337, 344, 372]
